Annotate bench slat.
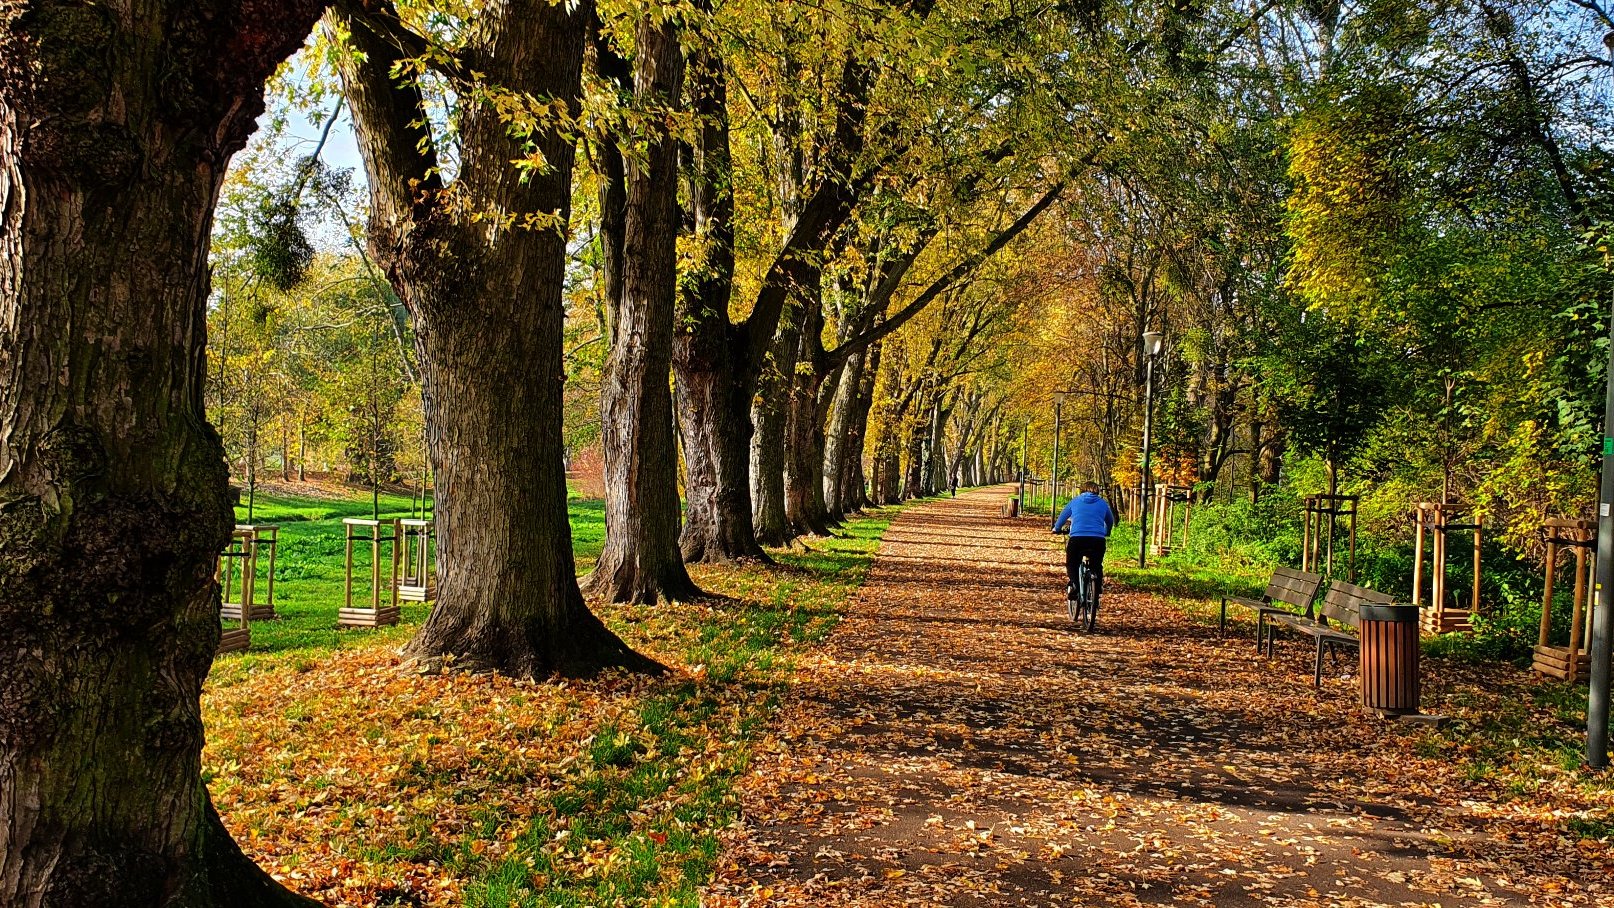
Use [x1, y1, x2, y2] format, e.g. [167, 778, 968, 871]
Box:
[1319, 580, 1392, 628]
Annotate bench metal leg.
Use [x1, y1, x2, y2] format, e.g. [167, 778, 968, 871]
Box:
[1314, 640, 1325, 687]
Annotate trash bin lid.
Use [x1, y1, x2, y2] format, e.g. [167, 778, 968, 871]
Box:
[1359, 602, 1418, 622]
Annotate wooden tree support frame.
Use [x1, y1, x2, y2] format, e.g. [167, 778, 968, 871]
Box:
[221, 523, 278, 622]
[342, 517, 401, 628]
[398, 518, 436, 604]
[1535, 518, 1595, 683]
[216, 527, 253, 653]
[1113, 485, 1141, 523]
[1150, 485, 1193, 556]
[1411, 502, 1480, 636]
[1302, 494, 1359, 581]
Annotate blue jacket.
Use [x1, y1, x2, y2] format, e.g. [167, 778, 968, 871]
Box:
[1054, 492, 1116, 538]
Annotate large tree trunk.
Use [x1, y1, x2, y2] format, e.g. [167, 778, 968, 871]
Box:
[926, 399, 953, 494]
[841, 338, 882, 512]
[336, 0, 655, 676]
[751, 302, 801, 547]
[870, 342, 908, 505]
[901, 389, 934, 499]
[784, 304, 834, 537]
[783, 369, 835, 536]
[585, 15, 701, 603]
[674, 44, 766, 563]
[681, 28, 885, 559]
[822, 346, 865, 519]
[0, 2, 324, 904]
[675, 332, 763, 562]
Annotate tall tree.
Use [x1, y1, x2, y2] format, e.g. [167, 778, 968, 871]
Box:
[331, 0, 657, 676]
[673, 32, 760, 562]
[674, 1, 916, 561]
[0, 2, 325, 903]
[585, 8, 703, 602]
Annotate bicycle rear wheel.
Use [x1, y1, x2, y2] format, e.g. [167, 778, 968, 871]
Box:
[1078, 563, 1098, 632]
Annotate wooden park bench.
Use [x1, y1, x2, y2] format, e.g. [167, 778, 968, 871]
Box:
[1265, 579, 1394, 686]
[1219, 567, 1324, 650]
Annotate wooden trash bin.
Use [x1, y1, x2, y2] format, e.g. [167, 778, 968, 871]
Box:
[1359, 602, 1420, 715]
[1003, 497, 1019, 518]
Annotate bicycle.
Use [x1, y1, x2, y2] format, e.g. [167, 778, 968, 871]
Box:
[1066, 554, 1099, 632]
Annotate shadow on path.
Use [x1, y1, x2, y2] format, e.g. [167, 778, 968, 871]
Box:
[705, 486, 1592, 907]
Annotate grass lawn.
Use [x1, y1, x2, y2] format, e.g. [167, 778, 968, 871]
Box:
[203, 484, 906, 907]
[219, 486, 604, 662]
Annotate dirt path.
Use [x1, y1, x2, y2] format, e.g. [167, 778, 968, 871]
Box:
[705, 486, 1605, 907]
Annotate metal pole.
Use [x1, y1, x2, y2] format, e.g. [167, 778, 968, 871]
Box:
[1590, 32, 1614, 769]
[1052, 400, 1062, 514]
[1138, 354, 1156, 568]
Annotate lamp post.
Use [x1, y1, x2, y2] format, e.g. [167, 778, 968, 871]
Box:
[1588, 30, 1614, 770]
[1052, 392, 1065, 513]
[1137, 330, 1164, 568]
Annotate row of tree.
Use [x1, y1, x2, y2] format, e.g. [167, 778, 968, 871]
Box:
[3, 0, 1609, 901]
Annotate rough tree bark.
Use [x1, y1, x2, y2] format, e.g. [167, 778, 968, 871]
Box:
[0, 2, 326, 904]
[334, 0, 657, 676]
[783, 302, 836, 537]
[870, 340, 910, 505]
[674, 41, 766, 563]
[822, 345, 868, 518]
[752, 297, 807, 547]
[901, 387, 935, 499]
[585, 14, 702, 603]
[841, 338, 883, 511]
[677, 43, 883, 559]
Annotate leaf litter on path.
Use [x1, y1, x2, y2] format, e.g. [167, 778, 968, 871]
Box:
[704, 486, 1613, 908]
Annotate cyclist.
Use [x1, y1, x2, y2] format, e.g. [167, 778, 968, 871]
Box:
[1052, 481, 1117, 608]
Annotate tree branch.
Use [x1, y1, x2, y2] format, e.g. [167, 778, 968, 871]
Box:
[829, 180, 1064, 366]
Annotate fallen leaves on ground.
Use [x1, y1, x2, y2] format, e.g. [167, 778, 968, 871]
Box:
[203, 514, 893, 907]
[703, 487, 1614, 908]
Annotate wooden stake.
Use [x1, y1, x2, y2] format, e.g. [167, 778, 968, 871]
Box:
[1571, 541, 1589, 684]
[1413, 506, 1426, 608]
[1541, 535, 1559, 651]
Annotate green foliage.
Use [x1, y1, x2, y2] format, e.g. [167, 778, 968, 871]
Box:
[1286, 82, 1416, 318]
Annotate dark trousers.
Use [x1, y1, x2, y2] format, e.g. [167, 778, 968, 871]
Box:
[1065, 536, 1106, 596]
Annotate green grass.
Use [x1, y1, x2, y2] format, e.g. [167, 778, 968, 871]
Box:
[217, 484, 607, 663]
[465, 508, 899, 906]
[1103, 520, 1269, 603]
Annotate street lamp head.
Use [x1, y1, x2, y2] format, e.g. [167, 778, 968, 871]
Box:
[1053, 391, 1066, 406]
[1143, 330, 1165, 357]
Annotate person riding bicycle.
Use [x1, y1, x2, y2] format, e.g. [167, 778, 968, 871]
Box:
[1052, 481, 1116, 604]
